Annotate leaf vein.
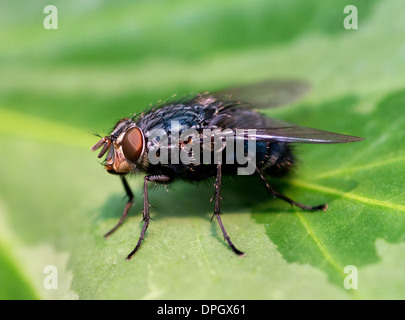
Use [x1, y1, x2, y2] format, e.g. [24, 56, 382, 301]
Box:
[292, 180, 405, 212]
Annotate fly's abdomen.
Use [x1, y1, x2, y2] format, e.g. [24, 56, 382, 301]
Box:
[260, 141, 295, 177]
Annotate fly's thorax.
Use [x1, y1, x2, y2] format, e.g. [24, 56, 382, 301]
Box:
[91, 118, 146, 175]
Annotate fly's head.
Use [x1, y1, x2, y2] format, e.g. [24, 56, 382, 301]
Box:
[91, 118, 145, 175]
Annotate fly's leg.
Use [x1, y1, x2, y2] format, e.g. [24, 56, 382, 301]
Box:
[104, 176, 134, 238]
[256, 168, 328, 211]
[212, 164, 245, 256]
[126, 175, 171, 260]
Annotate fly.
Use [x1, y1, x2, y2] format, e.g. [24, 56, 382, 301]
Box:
[91, 80, 364, 259]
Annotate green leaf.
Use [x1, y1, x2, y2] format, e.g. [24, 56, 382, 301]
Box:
[1, 0, 404, 300]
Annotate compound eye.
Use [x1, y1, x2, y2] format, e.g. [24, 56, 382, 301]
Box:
[122, 127, 144, 162]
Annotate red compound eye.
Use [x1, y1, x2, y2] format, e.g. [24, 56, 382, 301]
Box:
[122, 127, 144, 162]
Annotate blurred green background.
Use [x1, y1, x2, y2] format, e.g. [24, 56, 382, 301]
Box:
[1, 0, 405, 300]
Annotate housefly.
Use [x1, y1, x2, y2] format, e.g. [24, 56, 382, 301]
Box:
[91, 80, 364, 259]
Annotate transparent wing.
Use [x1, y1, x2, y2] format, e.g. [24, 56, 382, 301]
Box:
[204, 107, 364, 144]
[241, 126, 364, 144]
[213, 79, 311, 109]
[204, 118, 364, 144]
